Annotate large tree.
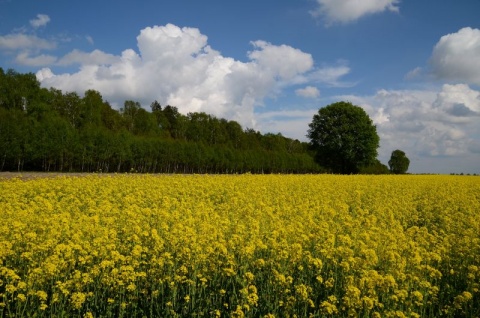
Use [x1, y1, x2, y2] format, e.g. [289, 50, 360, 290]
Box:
[307, 101, 380, 174]
[388, 149, 410, 174]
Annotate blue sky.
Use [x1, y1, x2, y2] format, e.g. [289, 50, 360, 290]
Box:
[1, 0, 480, 174]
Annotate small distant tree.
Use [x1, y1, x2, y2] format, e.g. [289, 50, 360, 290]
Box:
[388, 149, 410, 174]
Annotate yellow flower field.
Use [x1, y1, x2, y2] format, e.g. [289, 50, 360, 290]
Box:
[0, 174, 479, 317]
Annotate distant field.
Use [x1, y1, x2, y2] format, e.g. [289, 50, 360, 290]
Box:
[0, 174, 479, 317]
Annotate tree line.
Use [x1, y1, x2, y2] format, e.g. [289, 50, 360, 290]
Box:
[1, 68, 410, 174]
[0, 68, 322, 174]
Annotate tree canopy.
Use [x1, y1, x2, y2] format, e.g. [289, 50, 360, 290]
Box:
[307, 101, 380, 174]
[388, 149, 410, 174]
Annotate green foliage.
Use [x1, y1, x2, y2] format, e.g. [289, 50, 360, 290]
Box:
[307, 101, 380, 174]
[359, 159, 390, 174]
[0, 69, 40, 111]
[0, 68, 322, 174]
[388, 149, 410, 174]
[0, 107, 30, 171]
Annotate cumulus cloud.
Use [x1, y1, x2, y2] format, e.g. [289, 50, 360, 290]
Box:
[364, 27, 480, 172]
[30, 14, 50, 28]
[430, 27, 480, 86]
[37, 23, 316, 128]
[248, 41, 313, 80]
[295, 86, 320, 98]
[36, 67, 55, 81]
[338, 84, 480, 173]
[433, 83, 480, 117]
[310, 0, 400, 24]
[260, 82, 480, 173]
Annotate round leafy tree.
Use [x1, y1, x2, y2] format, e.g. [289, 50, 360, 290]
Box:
[307, 101, 380, 174]
[388, 149, 410, 174]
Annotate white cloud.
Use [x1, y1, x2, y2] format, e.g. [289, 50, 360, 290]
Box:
[248, 40, 313, 80]
[295, 86, 320, 98]
[0, 33, 56, 51]
[30, 14, 50, 28]
[311, 0, 400, 24]
[309, 62, 353, 87]
[256, 109, 317, 140]
[57, 49, 120, 66]
[36, 67, 55, 81]
[405, 67, 422, 80]
[37, 23, 316, 128]
[137, 24, 209, 62]
[24, 22, 480, 174]
[86, 36, 94, 45]
[433, 83, 480, 117]
[430, 27, 480, 86]
[263, 85, 479, 173]
[15, 52, 57, 66]
[337, 84, 480, 173]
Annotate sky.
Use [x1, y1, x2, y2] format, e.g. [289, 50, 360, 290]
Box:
[1, 0, 480, 174]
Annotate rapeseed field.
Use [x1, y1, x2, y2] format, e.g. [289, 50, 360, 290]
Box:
[0, 174, 479, 317]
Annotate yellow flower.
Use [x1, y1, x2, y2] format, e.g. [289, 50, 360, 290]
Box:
[84, 312, 94, 318]
[36, 290, 48, 302]
[362, 296, 375, 310]
[5, 284, 16, 293]
[412, 290, 423, 305]
[71, 292, 86, 309]
[320, 300, 338, 315]
[17, 293, 26, 302]
[244, 271, 255, 282]
[2, 174, 480, 316]
[231, 305, 245, 318]
[325, 277, 335, 288]
[294, 284, 309, 301]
